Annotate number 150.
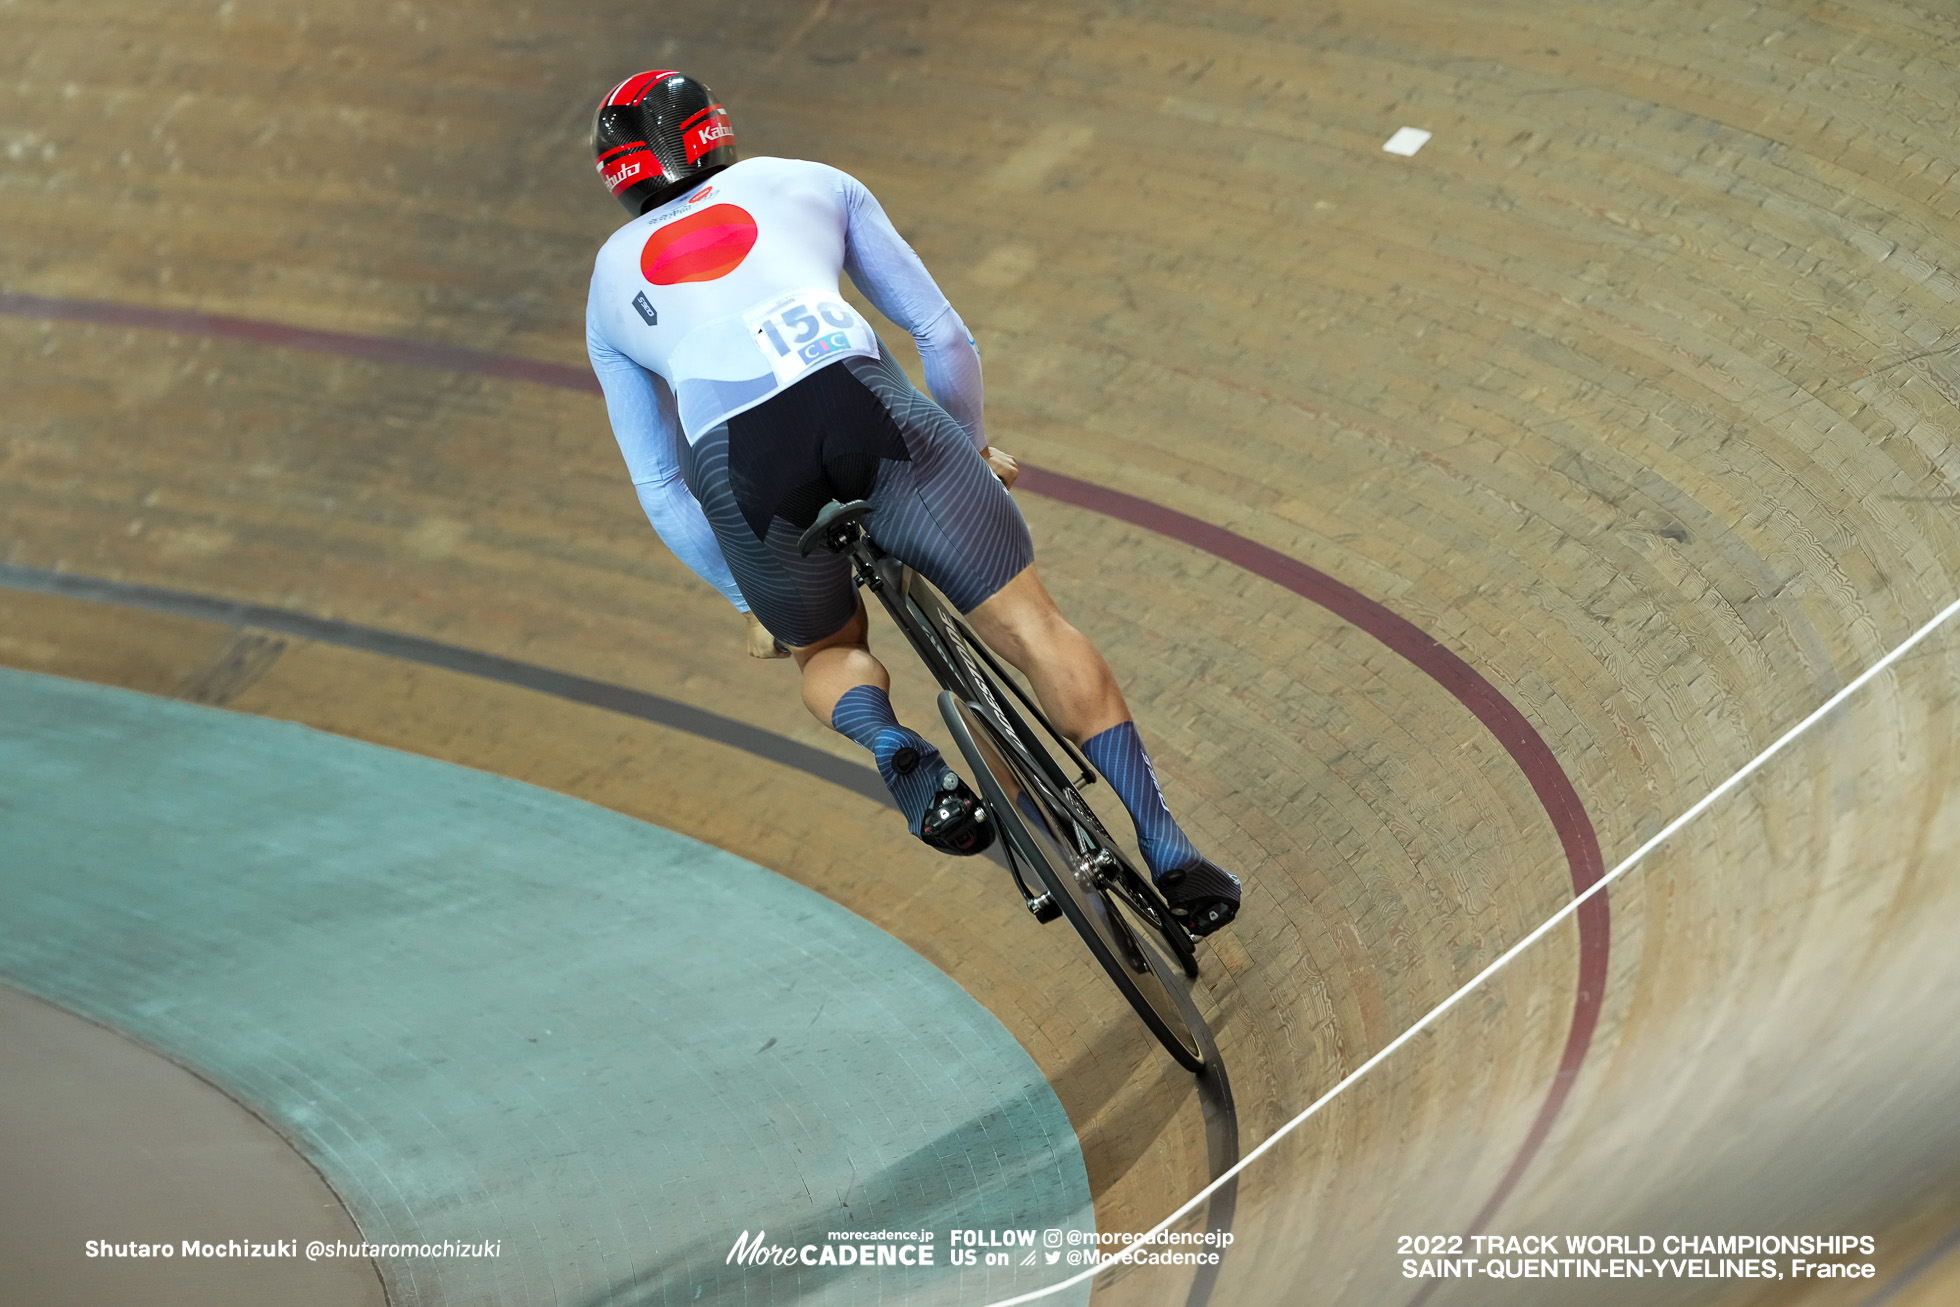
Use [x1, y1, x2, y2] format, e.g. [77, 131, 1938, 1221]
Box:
[760, 301, 855, 355]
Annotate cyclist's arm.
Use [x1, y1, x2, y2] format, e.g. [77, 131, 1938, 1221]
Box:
[836, 170, 987, 451]
[587, 310, 750, 613]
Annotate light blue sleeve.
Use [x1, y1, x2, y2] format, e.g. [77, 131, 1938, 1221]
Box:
[835, 169, 987, 450]
[586, 299, 749, 613]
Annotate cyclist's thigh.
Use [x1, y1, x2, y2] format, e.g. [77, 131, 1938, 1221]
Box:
[679, 419, 858, 648]
[843, 351, 1034, 614]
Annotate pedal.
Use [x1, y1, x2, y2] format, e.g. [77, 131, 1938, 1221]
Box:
[1026, 892, 1062, 924]
[920, 776, 994, 856]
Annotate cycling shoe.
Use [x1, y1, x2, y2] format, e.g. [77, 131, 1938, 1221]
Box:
[1156, 857, 1242, 937]
[920, 772, 994, 857]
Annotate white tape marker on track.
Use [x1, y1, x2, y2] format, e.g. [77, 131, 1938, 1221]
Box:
[1383, 126, 1432, 155]
[984, 593, 1960, 1307]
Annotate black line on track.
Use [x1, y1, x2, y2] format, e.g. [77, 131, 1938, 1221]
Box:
[0, 563, 889, 805]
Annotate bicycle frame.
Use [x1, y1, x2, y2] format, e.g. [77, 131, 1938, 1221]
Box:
[851, 550, 1097, 794]
[796, 497, 1209, 1069]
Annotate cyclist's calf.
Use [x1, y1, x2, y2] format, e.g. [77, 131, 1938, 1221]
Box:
[966, 565, 1129, 745]
[790, 597, 887, 727]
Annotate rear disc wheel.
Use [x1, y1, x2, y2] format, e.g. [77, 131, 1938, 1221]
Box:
[939, 692, 1206, 1072]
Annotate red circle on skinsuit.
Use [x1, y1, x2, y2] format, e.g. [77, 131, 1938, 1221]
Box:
[640, 204, 758, 284]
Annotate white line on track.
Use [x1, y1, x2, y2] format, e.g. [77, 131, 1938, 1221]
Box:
[985, 594, 1960, 1307]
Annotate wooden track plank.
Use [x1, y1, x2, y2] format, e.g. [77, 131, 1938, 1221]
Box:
[6, 0, 1960, 1301]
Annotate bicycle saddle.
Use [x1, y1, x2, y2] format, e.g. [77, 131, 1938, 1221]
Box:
[797, 499, 875, 557]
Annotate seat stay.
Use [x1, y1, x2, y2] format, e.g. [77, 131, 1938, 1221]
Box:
[875, 566, 1096, 797]
[806, 496, 1078, 791]
[857, 553, 967, 693]
[843, 521, 1133, 870]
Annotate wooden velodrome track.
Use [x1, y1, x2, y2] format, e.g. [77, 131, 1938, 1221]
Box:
[4, 0, 1960, 1304]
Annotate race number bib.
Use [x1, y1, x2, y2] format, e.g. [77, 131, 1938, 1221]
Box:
[742, 287, 878, 387]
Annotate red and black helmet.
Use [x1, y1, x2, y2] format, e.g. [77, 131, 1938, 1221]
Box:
[592, 70, 737, 216]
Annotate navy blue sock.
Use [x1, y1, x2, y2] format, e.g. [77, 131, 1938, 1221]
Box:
[1080, 721, 1199, 879]
[830, 684, 953, 836]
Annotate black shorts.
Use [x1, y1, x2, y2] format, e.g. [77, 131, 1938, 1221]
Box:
[678, 346, 1035, 647]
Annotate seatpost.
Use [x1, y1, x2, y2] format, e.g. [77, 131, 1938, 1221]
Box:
[847, 535, 884, 593]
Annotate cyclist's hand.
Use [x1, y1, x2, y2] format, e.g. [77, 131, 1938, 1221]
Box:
[984, 445, 1020, 490]
[745, 611, 790, 659]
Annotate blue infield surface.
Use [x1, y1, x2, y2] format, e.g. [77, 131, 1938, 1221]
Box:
[0, 668, 1092, 1306]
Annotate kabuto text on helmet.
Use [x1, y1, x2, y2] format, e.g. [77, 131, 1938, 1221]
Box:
[592, 70, 737, 216]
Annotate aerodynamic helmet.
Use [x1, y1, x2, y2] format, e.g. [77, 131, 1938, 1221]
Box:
[592, 70, 737, 216]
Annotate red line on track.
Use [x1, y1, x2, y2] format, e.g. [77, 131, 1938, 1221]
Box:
[1017, 467, 1608, 1253]
[0, 291, 602, 394]
[2, 289, 1608, 1243]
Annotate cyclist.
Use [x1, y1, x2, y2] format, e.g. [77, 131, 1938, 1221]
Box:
[583, 71, 1241, 937]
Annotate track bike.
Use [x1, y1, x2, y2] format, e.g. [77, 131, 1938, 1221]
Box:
[798, 499, 1209, 1072]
